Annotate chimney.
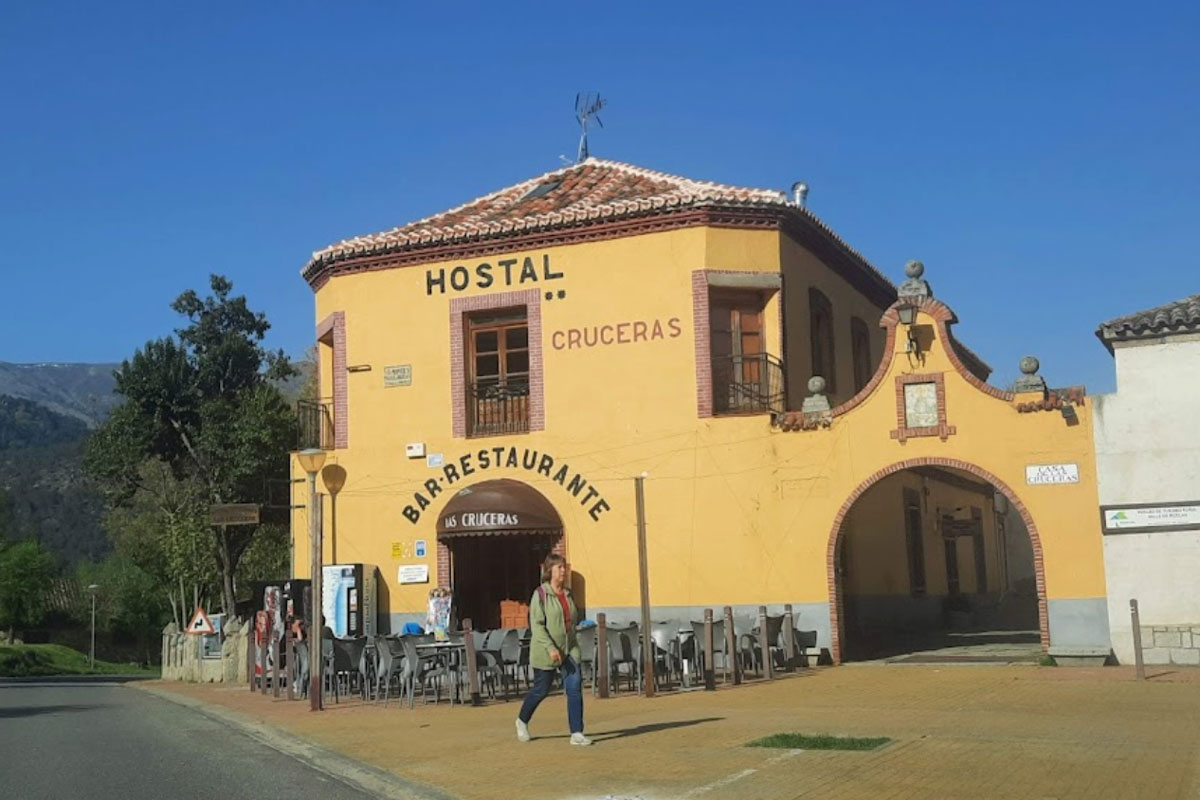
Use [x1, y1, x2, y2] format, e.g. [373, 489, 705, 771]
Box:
[791, 181, 809, 209]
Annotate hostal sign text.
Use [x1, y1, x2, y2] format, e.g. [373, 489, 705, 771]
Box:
[404, 446, 610, 523]
[426, 254, 563, 295]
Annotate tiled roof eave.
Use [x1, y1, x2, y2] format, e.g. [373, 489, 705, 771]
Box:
[302, 198, 791, 281]
[1098, 321, 1200, 341]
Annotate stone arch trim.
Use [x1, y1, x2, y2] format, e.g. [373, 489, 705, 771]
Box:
[826, 457, 1049, 664]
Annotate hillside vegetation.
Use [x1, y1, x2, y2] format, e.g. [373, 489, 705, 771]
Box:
[0, 396, 107, 564]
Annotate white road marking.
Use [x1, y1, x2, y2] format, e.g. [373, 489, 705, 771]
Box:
[680, 749, 804, 797]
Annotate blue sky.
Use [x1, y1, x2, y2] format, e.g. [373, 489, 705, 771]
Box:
[2, 2, 1197, 393]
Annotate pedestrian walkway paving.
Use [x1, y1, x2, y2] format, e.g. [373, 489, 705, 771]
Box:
[148, 665, 1200, 800]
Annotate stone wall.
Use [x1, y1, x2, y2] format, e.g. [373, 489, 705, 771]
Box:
[160, 619, 249, 683]
[1140, 625, 1200, 666]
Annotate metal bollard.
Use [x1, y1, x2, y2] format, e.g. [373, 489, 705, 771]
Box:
[782, 604, 796, 673]
[1130, 599, 1145, 680]
[597, 613, 610, 699]
[703, 609, 715, 691]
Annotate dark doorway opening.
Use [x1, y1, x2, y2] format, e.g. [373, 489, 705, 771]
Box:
[449, 533, 559, 630]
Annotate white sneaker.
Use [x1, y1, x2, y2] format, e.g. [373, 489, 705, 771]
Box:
[515, 718, 530, 742]
[569, 732, 593, 746]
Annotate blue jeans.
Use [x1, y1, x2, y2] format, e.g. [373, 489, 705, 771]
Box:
[518, 657, 584, 734]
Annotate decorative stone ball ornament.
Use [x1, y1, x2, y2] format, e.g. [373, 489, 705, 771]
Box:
[898, 259, 932, 299]
[802, 375, 831, 413]
[1013, 355, 1048, 393]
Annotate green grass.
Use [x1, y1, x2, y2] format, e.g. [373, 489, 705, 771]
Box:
[1038, 654, 1058, 667]
[0, 644, 160, 678]
[747, 733, 891, 751]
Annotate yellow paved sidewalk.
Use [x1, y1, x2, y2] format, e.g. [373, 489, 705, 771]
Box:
[147, 665, 1200, 800]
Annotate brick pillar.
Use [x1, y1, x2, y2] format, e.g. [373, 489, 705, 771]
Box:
[437, 539, 452, 588]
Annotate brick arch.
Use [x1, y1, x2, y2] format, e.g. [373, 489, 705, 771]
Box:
[826, 457, 1048, 664]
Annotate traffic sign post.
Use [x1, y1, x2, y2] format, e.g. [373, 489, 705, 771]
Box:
[186, 606, 216, 636]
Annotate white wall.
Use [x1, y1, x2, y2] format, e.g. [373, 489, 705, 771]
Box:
[1094, 335, 1200, 663]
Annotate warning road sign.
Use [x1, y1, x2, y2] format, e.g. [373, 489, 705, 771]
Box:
[187, 606, 216, 635]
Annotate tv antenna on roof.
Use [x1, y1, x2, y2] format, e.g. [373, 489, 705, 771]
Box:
[575, 92, 606, 162]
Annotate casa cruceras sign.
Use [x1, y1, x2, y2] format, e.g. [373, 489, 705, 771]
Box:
[403, 446, 610, 524]
[426, 254, 563, 296]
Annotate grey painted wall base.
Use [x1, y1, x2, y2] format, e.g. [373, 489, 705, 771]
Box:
[584, 602, 833, 656]
[1047, 597, 1112, 649]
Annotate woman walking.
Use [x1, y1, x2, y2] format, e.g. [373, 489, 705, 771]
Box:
[515, 553, 591, 746]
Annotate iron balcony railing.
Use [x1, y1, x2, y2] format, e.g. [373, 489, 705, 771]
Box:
[297, 399, 334, 450]
[712, 353, 786, 416]
[469, 378, 530, 436]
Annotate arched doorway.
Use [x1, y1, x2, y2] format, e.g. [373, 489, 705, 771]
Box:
[437, 479, 564, 630]
[828, 458, 1048, 664]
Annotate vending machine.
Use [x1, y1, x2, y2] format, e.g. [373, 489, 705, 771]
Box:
[321, 564, 377, 638]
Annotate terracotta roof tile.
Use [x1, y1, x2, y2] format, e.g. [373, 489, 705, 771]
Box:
[1096, 292, 1200, 350]
[302, 159, 890, 294]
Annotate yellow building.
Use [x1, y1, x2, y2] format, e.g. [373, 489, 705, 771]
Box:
[292, 159, 1110, 663]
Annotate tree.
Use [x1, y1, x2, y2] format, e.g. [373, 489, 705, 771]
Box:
[99, 460, 218, 628]
[0, 539, 54, 642]
[87, 275, 297, 617]
[74, 554, 167, 665]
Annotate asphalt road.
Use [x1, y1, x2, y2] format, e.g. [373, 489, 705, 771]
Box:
[0, 680, 377, 800]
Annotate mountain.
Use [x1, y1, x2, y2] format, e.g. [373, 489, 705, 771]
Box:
[0, 396, 107, 564]
[0, 362, 119, 428]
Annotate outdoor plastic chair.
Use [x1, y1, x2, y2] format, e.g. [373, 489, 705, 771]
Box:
[332, 636, 368, 699]
[498, 629, 523, 695]
[321, 636, 337, 702]
[575, 625, 597, 694]
[690, 619, 730, 680]
[376, 636, 411, 706]
[400, 635, 451, 707]
[606, 623, 640, 693]
[649, 620, 684, 689]
[469, 630, 503, 699]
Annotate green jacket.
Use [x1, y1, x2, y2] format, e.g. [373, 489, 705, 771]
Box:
[529, 581, 582, 671]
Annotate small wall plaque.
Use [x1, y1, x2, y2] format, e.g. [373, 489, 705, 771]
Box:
[904, 382, 939, 428]
[1026, 463, 1080, 485]
[398, 564, 430, 584]
[384, 365, 412, 387]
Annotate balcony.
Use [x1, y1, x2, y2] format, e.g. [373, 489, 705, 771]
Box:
[297, 399, 334, 450]
[712, 353, 786, 416]
[469, 378, 529, 437]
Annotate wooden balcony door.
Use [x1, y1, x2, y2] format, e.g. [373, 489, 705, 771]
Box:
[468, 310, 530, 435]
[710, 291, 766, 413]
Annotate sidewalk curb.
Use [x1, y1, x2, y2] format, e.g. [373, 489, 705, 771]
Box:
[132, 683, 455, 800]
[0, 674, 156, 684]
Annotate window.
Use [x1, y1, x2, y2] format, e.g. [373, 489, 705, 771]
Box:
[709, 290, 781, 414]
[903, 488, 926, 596]
[850, 316, 872, 393]
[467, 309, 529, 436]
[809, 288, 835, 393]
